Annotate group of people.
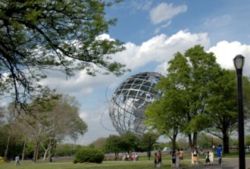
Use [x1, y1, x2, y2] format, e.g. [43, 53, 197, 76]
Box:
[192, 144, 223, 166]
[153, 145, 223, 168]
[154, 149, 184, 168]
[171, 149, 184, 168]
[122, 152, 139, 161]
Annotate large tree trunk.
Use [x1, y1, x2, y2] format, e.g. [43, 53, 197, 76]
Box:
[222, 129, 230, 154]
[4, 136, 10, 159]
[21, 140, 26, 161]
[171, 128, 178, 151]
[33, 141, 40, 162]
[193, 132, 198, 147]
[188, 134, 192, 148]
[43, 139, 52, 161]
[172, 135, 177, 151]
[48, 139, 56, 162]
[188, 132, 198, 148]
[43, 147, 50, 161]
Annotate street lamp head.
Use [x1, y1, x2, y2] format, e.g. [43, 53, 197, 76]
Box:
[234, 55, 245, 70]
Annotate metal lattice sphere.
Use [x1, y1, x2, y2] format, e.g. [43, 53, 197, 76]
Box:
[109, 72, 162, 135]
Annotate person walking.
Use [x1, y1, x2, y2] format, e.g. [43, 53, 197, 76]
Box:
[15, 155, 20, 165]
[192, 148, 198, 165]
[216, 145, 223, 165]
[209, 150, 214, 165]
[158, 150, 162, 167]
[171, 150, 176, 168]
[154, 152, 159, 168]
[205, 151, 210, 165]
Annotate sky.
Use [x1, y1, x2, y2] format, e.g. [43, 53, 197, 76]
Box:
[42, 0, 250, 145]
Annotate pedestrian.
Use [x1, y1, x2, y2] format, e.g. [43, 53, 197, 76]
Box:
[192, 148, 198, 165]
[209, 150, 214, 165]
[158, 150, 162, 167]
[171, 150, 176, 168]
[216, 145, 223, 165]
[154, 152, 159, 168]
[205, 151, 210, 165]
[15, 155, 20, 165]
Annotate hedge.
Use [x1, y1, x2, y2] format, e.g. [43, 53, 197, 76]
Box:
[74, 147, 104, 163]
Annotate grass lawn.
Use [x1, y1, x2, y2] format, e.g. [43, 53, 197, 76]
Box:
[2, 152, 244, 169]
[0, 159, 192, 169]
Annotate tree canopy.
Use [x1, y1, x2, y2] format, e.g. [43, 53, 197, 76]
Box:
[0, 89, 87, 161]
[146, 45, 250, 153]
[146, 45, 221, 148]
[0, 0, 126, 102]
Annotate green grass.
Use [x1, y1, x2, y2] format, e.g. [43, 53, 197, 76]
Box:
[0, 160, 192, 169]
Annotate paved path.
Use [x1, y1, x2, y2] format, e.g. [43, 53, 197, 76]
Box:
[188, 158, 250, 169]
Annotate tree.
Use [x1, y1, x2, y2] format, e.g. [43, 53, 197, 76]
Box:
[120, 132, 140, 153]
[206, 70, 250, 153]
[145, 86, 185, 150]
[0, 104, 22, 159]
[0, 0, 126, 103]
[206, 70, 237, 153]
[16, 89, 87, 162]
[139, 132, 159, 160]
[0, 106, 25, 160]
[105, 135, 123, 160]
[146, 45, 221, 148]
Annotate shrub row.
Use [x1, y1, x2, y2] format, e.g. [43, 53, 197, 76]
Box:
[74, 147, 104, 163]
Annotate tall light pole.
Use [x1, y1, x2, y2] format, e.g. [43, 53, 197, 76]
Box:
[234, 55, 245, 169]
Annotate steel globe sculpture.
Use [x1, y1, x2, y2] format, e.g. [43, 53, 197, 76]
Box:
[109, 72, 162, 135]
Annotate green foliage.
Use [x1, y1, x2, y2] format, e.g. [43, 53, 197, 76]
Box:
[55, 144, 82, 157]
[120, 132, 140, 152]
[245, 135, 250, 146]
[206, 70, 238, 130]
[105, 135, 123, 154]
[197, 133, 221, 149]
[0, 0, 126, 102]
[139, 132, 159, 151]
[0, 89, 88, 161]
[146, 45, 221, 148]
[206, 70, 250, 153]
[74, 147, 104, 164]
[105, 133, 141, 154]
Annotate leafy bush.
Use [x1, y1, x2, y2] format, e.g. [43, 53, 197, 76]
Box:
[74, 147, 104, 163]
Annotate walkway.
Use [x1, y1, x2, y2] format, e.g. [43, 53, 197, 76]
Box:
[193, 157, 250, 169]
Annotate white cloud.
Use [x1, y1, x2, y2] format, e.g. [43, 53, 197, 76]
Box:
[41, 31, 209, 96]
[95, 33, 115, 41]
[41, 69, 117, 95]
[113, 30, 210, 71]
[208, 41, 250, 75]
[150, 3, 187, 24]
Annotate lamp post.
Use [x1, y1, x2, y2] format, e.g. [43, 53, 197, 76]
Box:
[234, 55, 245, 169]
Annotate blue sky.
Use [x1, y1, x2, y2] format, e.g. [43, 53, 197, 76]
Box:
[42, 0, 250, 144]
